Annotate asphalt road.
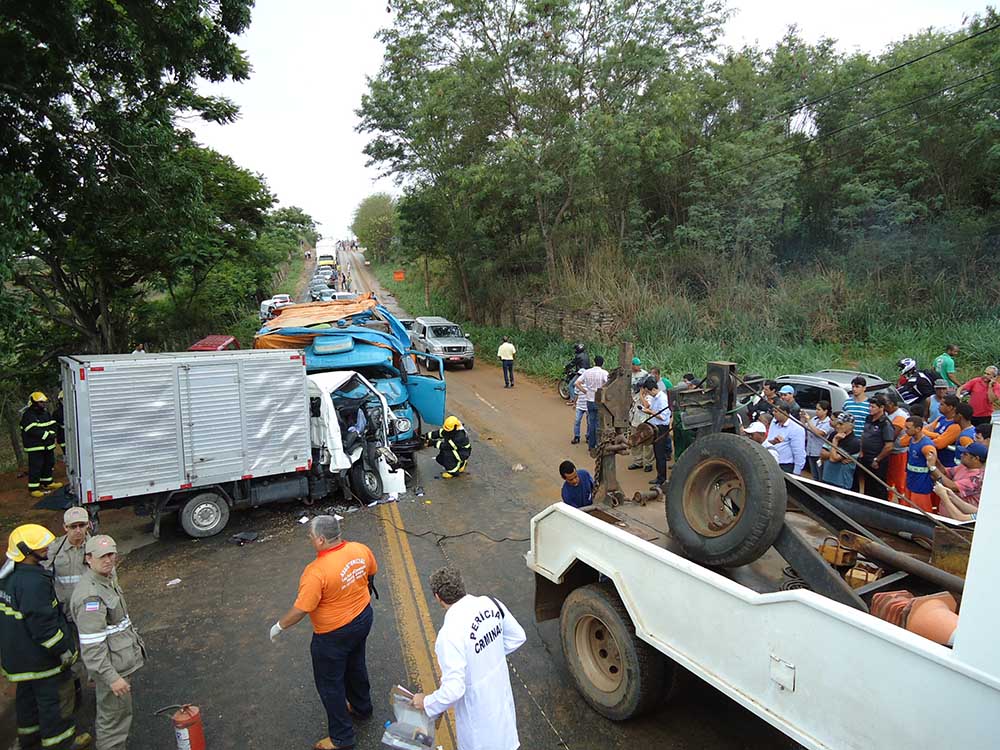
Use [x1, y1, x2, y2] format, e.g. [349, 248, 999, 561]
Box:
[1, 253, 795, 749]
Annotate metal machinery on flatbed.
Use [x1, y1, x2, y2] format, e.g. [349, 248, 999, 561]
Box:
[527, 349, 999, 748]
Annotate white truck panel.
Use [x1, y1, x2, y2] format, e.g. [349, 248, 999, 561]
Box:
[61, 350, 310, 503]
[527, 504, 1000, 750]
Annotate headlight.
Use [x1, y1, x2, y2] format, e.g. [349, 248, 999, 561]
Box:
[428, 345, 443, 354]
[394, 417, 412, 434]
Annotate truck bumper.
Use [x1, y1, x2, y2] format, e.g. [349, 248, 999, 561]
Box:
[391, 435, 424, 460]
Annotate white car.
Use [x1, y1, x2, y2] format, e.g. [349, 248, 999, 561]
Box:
[259, 294, 293, 321]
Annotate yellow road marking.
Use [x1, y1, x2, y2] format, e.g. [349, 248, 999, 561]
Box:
[378, 503, 457, 749]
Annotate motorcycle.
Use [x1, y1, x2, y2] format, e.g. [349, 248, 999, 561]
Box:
[558, 361, 579, 401]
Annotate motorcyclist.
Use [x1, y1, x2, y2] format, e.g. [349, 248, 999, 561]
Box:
[897, 358, 938, 406]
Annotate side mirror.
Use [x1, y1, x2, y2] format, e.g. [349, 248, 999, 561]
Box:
[465, 334, 471, 339]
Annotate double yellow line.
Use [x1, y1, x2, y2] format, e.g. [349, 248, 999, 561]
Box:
[378, 502, 457, 749]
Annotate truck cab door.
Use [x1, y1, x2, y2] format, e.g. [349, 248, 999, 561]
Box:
[406, 350, 446, 426]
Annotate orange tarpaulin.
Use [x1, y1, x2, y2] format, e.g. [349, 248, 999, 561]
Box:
[253, 294, 379, 350]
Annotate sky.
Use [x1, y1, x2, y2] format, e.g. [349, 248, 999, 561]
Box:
[187, 1, 992, 239]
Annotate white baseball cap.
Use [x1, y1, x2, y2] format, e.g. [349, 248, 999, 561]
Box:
[744, 422, 767, 435]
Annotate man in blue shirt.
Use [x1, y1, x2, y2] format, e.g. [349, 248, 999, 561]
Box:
[640, 377, 673, 487]
[559, 460, 594, 509]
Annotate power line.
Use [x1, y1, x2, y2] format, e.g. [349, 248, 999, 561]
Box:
[708, 67, 999, 181]
[660, 20, 1000, 169]
[737, 78, 1000, 204]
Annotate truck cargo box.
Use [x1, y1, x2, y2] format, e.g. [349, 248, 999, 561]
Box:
[60, 350, 311, 505]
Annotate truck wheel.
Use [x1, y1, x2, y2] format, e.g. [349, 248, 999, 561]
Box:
[666, 432, 787, 567]
[464, 359, 474, 370]
[560, 583, 671, 721]
[350, 461, 383, 503]
[179, 491, 231, 538]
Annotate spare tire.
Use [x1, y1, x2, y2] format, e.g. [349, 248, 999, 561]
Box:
[666, 432, 787, 567]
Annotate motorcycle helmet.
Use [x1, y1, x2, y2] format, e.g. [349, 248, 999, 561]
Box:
[573, 343, 585, 354]
[897, 357, 917, 375]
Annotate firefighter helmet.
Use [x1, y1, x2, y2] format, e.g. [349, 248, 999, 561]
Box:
[443, 416, 462, 431]
[7, 524, 56, 562]
[29, 391, 48, 403]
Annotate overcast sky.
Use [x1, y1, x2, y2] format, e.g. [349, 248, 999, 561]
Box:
[187, 1, 991, 238]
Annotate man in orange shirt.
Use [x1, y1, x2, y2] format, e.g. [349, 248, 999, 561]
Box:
[270, 516, 377, 750]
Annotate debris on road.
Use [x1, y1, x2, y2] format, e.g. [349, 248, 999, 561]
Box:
[298, 515, 310, 524]
[166, 579, 181, 587]
[229, 531, 260, 546]
[414, 486, 425, 497]
[512, 463, 525, 472]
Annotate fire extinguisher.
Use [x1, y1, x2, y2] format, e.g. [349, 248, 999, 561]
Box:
[154, 704, 206, 750]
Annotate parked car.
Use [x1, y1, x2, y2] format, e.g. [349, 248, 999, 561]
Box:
[410, 316, 474, 369]
[317, 253, 336, 267]
[773, 370, 898, 416]
[259, 294, 292, 321]
[316, 289, 359, 303]
[315, 266, 335, 279]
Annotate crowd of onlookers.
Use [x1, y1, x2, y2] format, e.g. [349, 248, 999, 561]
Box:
[743, 345, 996, 522]
[556, 344, 995, 523]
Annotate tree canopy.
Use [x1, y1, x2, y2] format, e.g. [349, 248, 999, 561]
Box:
[359, 3, 1000, 344]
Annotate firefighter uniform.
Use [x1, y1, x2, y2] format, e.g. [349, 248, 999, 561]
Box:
[71, 536, 145, 750]
[21, 393, 61, 497]
[426, 416, 472, 478]
[0, 524, 85, 750]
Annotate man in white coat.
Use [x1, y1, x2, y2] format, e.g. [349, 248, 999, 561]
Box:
[411, 566, 526, 750]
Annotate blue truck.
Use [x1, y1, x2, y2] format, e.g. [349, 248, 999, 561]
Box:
[254, 296, 446, 464]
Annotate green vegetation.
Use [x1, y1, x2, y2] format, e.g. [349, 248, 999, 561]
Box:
[0, 1, 318, 468]
[358, 3, 1000, 378]
[373, 258, 995, 386]
[350, 194, 398, 264]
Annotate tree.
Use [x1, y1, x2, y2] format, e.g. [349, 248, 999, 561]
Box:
[351, 193, 398, 263]
[1, 0, 255, 352]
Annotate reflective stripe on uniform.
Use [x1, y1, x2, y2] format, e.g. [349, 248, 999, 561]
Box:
[0, 603, 24, 619]
[42, 724, 76, 747]
[18, 725, 40, 735]
[55, 575, 81, 585]
[22, 421, 55, 432]
[40, 629, 64, 649]
[2, 664, 65, 682]
[24, 446, 46, 453]
[907, 464, 930, 473]
[78, 616, 132, 645]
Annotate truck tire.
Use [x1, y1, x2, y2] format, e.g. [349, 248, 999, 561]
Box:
[179, 491, 231, 538]
[464, 359, 474, 370]
[560, 583, 671, 721]
[350, 461, 383, 503]
[666, 432, 787, 567]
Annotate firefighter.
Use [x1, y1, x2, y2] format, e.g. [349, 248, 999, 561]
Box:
[71, 535, 146, 750]
[425, 416, 472, 478]
[21, 392, 62, 497]
[0, 523, 90, 750]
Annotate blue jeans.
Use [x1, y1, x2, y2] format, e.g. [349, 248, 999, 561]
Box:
[586, 401, 599, 450]
[311, 604, 373, 746]
[569, 374, 580, 400]
[574, 408, 586, 439]
[502, 360, 514, 386]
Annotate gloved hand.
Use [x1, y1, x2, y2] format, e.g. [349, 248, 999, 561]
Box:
[60, 649, 78, 668]
[269, 621, 283, 642]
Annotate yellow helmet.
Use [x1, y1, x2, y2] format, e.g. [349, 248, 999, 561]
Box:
[443, 416, 462, 431]
[29, 391, 48, 403]
[7, 524, 56, 562]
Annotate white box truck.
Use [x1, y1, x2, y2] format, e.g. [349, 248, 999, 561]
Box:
[60, 349, 405, 537]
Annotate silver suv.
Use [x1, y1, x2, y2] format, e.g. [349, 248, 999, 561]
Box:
[774, 370, 897, 415]
[410, 316, 474, 369]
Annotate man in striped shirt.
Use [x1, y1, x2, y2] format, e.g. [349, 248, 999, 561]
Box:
[842, 376, 870, 440]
